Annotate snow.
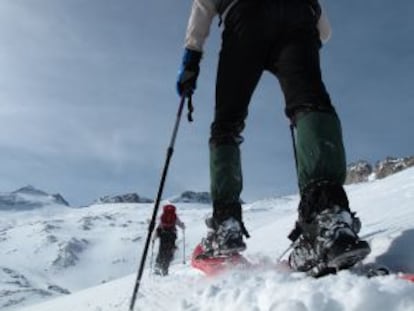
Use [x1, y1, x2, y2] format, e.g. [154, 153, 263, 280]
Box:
[3, 168, 414, 311]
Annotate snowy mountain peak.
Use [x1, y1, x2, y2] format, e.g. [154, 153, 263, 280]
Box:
[95, 192, 153, 204]
[0, 186, 70, 211]
[13, 185, 48, 196]
[168, 191, 212, 204]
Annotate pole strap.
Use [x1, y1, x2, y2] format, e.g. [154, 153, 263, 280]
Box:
[187, 95, 194, 122]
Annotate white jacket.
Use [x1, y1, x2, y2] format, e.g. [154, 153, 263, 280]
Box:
[185, 0, 332, 52]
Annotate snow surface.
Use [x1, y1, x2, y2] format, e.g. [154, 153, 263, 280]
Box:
[4, 168, 414, 311]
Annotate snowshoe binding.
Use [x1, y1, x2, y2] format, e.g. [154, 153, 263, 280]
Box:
[288, 183, 371, 277]
[191, 216, 249, 275]
[199, 216, 247, 257]
[289, 205, 371, 277]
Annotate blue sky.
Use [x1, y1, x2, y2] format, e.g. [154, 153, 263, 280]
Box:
[0, 0, 413, 206]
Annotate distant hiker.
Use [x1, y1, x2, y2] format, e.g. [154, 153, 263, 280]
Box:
[152, 204, 185, 276]
[176, 0, 370, 276]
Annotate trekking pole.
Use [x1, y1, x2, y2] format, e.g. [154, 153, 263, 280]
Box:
[276, 243, 294, 263]
[129, 94, 191, 311]
[182, 228, 186, 264]
[149, 240, 155, 273]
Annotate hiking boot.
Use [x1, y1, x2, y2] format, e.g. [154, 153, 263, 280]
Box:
[289, 205, 371, 277]
[200, 216, 246, 256]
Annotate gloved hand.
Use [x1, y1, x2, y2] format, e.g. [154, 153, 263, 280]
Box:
[176, 48, 202, 97]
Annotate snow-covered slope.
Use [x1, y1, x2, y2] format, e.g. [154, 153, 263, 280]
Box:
[0, 200, 212, 310]
[3, 168, 414, 311]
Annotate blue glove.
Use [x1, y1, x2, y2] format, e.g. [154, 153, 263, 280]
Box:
[176, 48, 202, 97]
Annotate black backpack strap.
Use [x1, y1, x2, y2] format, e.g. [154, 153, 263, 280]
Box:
[306, 0, 321, 20]
[217, 0, 240, 27]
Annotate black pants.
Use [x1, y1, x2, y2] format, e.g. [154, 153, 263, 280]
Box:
[209, 0, 345, 217]
[155, 230, 177, 275]
[210, 0, 334, 145]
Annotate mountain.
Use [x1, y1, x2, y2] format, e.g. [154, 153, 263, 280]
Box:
[375, 156, 414, 179]
[168, 191, 212, 204]
[92, 190, 213, 205]
[2, 168, 414, 311]
[0, 185, 70, 211]
[94, 192, 153, 204]
[168, 190, 245, 204]
[346, 155, 414, 184]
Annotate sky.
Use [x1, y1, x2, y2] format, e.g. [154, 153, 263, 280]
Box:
[0, 0, 413, 206]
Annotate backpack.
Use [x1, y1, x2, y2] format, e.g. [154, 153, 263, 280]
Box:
[160, 204, 177, 229]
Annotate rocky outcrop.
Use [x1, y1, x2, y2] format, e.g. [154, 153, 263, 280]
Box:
[169, 191, 212, 204]
[52, 238, 89, 268]
[95, 193, 153, 204]
[345, 160, 373, 184]
[168, 191, 245, 204]
[346, 156, 414, 184]
[375, 156, 414, 179]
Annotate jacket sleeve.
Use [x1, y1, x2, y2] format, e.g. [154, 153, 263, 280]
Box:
[317, 1, 332, 43]
[185, 0, 217, 52]
[175, 217, 185, 230]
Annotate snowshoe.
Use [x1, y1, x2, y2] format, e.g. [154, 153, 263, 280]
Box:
[191, 243, 250, 276]
[289, 205, 371, 277]
[202, 216, 246, 256]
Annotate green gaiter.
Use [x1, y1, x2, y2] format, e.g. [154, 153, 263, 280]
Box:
[295, 111, 346, 192]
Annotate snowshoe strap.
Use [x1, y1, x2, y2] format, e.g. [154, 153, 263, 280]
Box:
[288, 221, 303, 242]
[187, 95, 194, 122]
[241, 221, 250, 238]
